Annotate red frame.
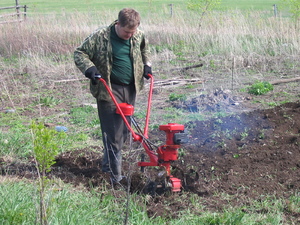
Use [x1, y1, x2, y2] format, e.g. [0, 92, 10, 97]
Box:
[97, 74, 183, 192]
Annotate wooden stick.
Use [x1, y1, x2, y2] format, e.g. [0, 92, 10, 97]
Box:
[53, 78, 86, 83]
[153, 78, 204, 87]
[270, 77, 300, 85]
[0, 5, 26, 10]
[169, 63, 204, 72]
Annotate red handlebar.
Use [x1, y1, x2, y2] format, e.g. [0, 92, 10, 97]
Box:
[143, 74, 153, 138]
[95, 74, 154, 141]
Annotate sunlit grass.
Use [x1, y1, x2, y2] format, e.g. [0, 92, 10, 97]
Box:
[1, 180, 298, 224]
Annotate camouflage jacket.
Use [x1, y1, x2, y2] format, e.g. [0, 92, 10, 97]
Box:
[74, 21, 151, 102]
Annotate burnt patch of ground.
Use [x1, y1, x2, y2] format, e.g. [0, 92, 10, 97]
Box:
[181, 102, 300, 197]
[1, 101, 300, 221]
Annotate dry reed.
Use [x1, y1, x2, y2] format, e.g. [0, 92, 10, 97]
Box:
[0, 9, 299, 110]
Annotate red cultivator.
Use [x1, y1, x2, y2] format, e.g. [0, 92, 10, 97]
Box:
[95, 74, 188, 193]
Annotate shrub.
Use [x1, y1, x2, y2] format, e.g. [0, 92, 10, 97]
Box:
[248, 81, 274, 95]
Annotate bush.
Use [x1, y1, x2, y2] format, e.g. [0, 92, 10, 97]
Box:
[248, 81, 274, 95]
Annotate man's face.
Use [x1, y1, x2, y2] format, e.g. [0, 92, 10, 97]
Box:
[115, 23, 138, 40]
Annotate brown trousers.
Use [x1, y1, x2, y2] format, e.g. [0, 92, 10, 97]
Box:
[97, 83, 136, 182]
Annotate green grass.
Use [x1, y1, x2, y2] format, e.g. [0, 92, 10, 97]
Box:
[0, 181, 300, 225]
[0, 0, 185, 14]
[0, 110, 99, 158]
[0, 119, 32, 157]
[69, 105, 99, 126]
[0, 180, 140, 224]
[1, 180, 298, 224]
[0, 0, 282, 14]
[221, 0, 281, 10]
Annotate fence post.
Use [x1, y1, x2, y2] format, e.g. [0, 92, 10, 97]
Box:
[273, 4, 278, 18]
[169, 4, 173, 17]
[15, 0, 20, 20]
[24, 5, 27, 20]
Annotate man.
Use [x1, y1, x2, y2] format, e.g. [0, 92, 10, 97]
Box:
[74, 8, 152, 184]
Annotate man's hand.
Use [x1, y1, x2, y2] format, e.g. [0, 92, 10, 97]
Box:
[85, 66, 99, 85]
[143, 65, 152, 80]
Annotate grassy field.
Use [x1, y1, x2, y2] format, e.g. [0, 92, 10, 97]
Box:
[0, 0, 283, 14]
[221, 0, 281, 10]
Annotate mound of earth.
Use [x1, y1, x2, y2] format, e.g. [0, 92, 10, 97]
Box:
[1, 101, 300, 220]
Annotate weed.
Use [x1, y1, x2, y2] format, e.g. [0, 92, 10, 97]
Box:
[39, 96, 62, 107]
[248, 81, 274, 95]
[267, 101, 278, 107]
[168, 93, 187, 102]
[233, 154, 240, 158]
[240, 130, 249, 140]
[215, 118, 223, 124]
[287, 194, 300, 213]
[258, 131, 265, 139]
[185, 84, 195, 89]
[217, 141, 227, 148]
[224, 129, 233, 140]
[209, 59, 216, 68]
[178, 148, 185, 158]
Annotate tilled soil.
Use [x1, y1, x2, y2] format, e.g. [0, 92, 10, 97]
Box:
[1, 101, 300, 221]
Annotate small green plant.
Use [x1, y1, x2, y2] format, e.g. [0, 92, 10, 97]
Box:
[258, 131, 265, 139]
[209, 59, 216, 68]
[31, 121, 65, 173]
[39, 96, 62, 107]
[178, 148, 185, 158]
[267, 102, 278, 107]
[233, 154, 240, 158]
[240, 130, 249, 140]
[185, 84, 195, 89]
[248, 81, 274, 95]
[30, 121, 66, 225]
[217, 141, 227, 148]
[168, 93, 187, 102]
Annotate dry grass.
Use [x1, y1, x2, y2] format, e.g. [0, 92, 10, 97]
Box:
[0, 9, 299, 69]
[0, 9, 299, 113]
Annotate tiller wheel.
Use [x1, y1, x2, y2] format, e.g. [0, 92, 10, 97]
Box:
[138, 123, 187, 192]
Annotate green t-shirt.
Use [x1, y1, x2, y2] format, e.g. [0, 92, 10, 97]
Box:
[110, 26, 133, 85]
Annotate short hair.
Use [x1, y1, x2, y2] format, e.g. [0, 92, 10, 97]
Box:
[118, 8, 140, 28]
